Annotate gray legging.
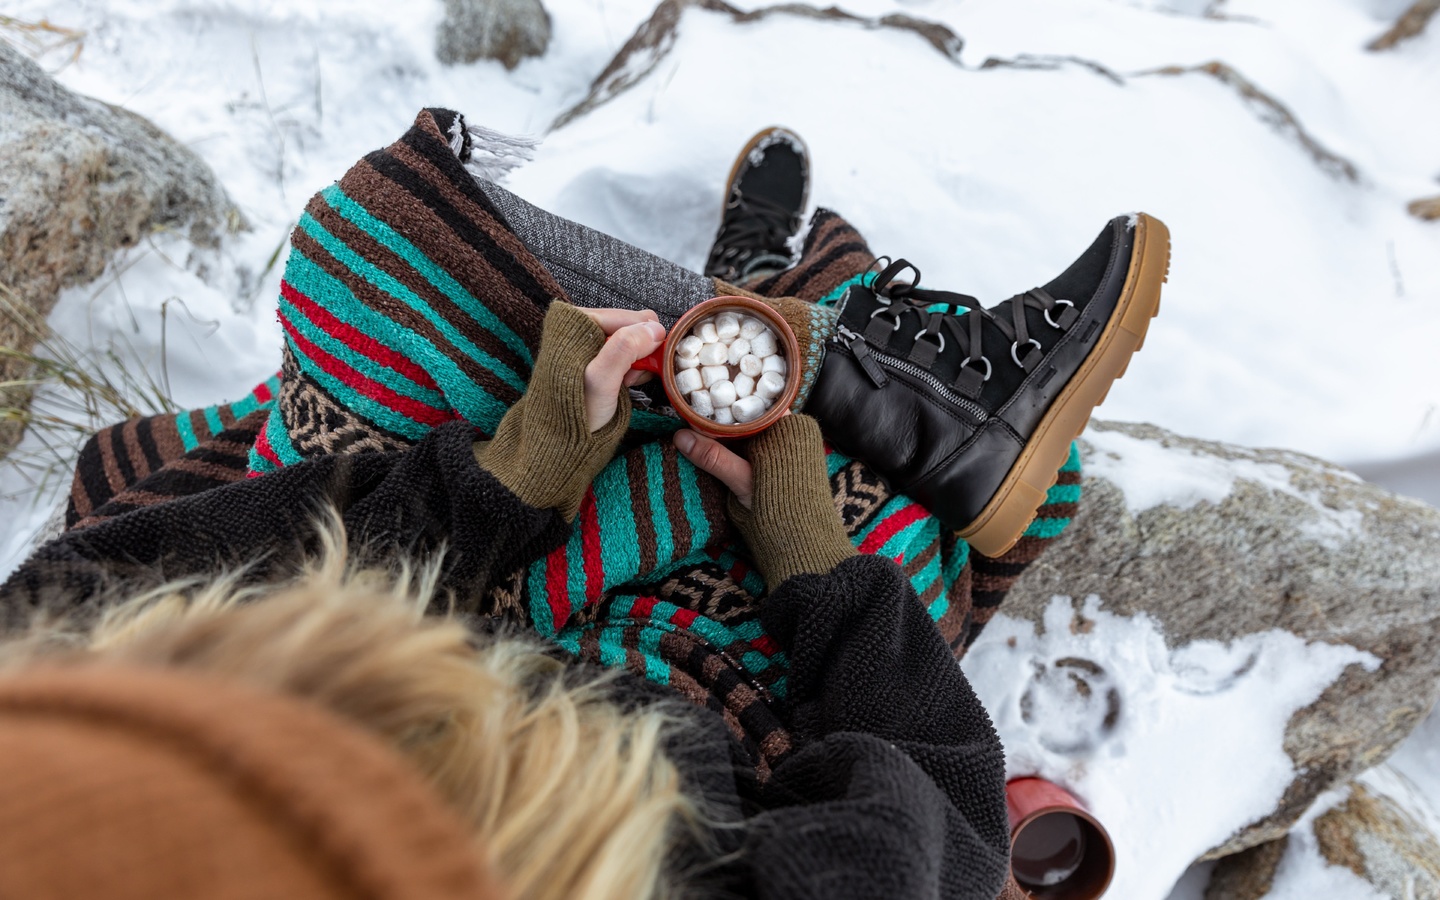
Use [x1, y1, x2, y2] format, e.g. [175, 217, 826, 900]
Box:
[478, 181, 723, 328]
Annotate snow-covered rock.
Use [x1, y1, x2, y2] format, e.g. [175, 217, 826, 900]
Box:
[0, 40, 237, 456]
[1006, 419, 1440, 858]
[435, 0, 552, 70]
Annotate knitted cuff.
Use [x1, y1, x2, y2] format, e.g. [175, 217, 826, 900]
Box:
[728, 414, 856, 591]
[474, 302, 630, 521]
[712, 278, 837, 411]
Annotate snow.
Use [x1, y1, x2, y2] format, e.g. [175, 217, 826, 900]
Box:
[2, 0, 1439, 895]
[962, 595, 1379, 899]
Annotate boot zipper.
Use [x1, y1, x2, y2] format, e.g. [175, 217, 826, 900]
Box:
[831, 324, 989, 422]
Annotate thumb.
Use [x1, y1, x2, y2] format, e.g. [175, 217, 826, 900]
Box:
[674, 429, 754, 508]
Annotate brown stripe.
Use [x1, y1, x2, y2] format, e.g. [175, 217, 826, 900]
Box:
[289, 226, 520, 409]
[328, 164, 534, 378]
[758, 728, 793, 763]
[384, 136, 563, 311]
[120, 420, 149, 481]
[658, 444, 693, 553]
[147, 414, 186, 464]
[95, 425, 128, 496]
[902, 541, 940, 579]
[791, 253, 877, 302]
[624, 453, 658, 575]
[801, 214, 852, 258]
[980, 534, 1049, 568]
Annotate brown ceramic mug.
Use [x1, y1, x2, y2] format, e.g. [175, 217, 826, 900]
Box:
[1006, 778, 1115, 899]
[632, 296, 801, 438]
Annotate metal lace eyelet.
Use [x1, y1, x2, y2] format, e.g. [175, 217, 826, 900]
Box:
[913, 328, 945, 353]
[960, 355, 992, 382]
[1011, 339, 1042, 367]
[870, 307, 902, 331]
[1044, 299, 1075, 330]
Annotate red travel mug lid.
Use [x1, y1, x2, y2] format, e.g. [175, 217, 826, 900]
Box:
[1005, 778, 1115, 899]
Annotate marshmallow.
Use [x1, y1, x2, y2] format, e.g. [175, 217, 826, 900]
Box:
[710, 380, 737, 408]
[689, 389, 713, 417]
[676, 354, 700, 370]
[739, 316, 765, 340]
[697, 320, 718, 343]
[674, 367, 703, 395]
[698, 342, 728, 366]
[715, 312, 741, 341]
[733, 373, 755, 399]
[732, 395, 767, 423]
[761, 354, 787, 375]
[713, 406, 735, 425]
[676, 335, 703, 359]
[739, 354, 763, 377]
[749, 328, 778, 358]
[756, 371, 786, 401]
[726, 338, 751, 366]
[701, 365, 730, 388]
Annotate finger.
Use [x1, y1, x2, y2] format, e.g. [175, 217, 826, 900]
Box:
[575, 306, 661, 336]
[622, 369, 654, 388]
[584, 320, 666, 431]
[674, 430, 754, 508]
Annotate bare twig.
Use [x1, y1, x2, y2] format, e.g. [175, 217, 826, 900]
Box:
[1367, 0, 1439, 51]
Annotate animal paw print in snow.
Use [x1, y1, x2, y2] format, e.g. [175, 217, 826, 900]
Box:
[1019, 657, 1121, 755]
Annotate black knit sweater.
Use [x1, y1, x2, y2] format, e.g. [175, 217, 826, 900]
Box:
[0, 421, 1012, 900]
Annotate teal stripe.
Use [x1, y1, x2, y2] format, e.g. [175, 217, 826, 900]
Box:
[817, 271, 874, 308]
[638, 626, 670, 685]
[594, 456, 641, 588]
[1024, 516, 1072, 539]
[175, 411, 200, 452]
[825, 450, 849, 478]
[630, 409, 682, 434]
[854, 495, 912, 547]
[202, 405, 224, 438]
[299, 211, 524, 392]
[247, 446, 276, 474]
[285, 252, 507, 430]
[596, 626, 628, 669]
[296, 216, 516, 427]
[943, 535, 970, 584]
[643, 444, 676, 566]
[285, 338, 431, 440]
[1045, 483, 1083, 505]
[675, 455, 711, 554]
[279, 297, 447, 407]
[927, 593, 950, 622]
[909, 549, 943, 598]
[229, 393, 262, 419]
[1061, 441, 1082, 472]
[769, 675, 788, 699]
[262, 404, 304, 465]
[876, 509, 932, 561]
[566, 526, 587, 612]
[526, 558, 554, 638]
[321, 185, 533, 366]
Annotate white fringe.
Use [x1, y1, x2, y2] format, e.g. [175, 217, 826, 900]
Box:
[448, 114, 540, 184]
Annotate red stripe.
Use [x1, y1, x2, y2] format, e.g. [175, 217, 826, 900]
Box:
[580, 491, 604, 602]
[251, 380, 274, 404]
[281, 281, 437, 389]
[281, 317, 456, 427]
[669, 608, 698, 629]
[750, 635, 780, 656]
[630, 596, 659, 619]
[545, 547, 569, 633]
[859, 502, 929, 555]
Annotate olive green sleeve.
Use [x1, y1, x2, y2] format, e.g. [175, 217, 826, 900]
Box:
[728, 414, 857, 591]
[473, 302, 630, 521]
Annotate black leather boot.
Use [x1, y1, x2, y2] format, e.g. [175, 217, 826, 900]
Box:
[704, 127, 810, 284]
[804, 214, 1170, 556]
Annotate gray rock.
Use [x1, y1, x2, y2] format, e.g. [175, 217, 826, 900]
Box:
[1204, 836, 1288, 900]
[1006, 419, 1440, 858]
[1313, 783, 1440, 898]
[0, 41, 239, 456]
[435, 0, 551, 70]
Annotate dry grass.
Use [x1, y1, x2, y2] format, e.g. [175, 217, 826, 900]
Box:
[0, 285, 175, 501]
[0, 14, 85, 67]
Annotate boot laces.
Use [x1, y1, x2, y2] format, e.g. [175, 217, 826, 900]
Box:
[710, 190, 799, 277]
[867, 258, 1079, 391]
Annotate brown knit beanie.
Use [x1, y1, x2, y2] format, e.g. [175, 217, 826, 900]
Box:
[0, 665, 502, 900]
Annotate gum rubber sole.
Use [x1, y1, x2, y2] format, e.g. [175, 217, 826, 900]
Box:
[956, 213, 1171, 557]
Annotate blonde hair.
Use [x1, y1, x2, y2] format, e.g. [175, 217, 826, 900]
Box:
[0, 539, 706, 900]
